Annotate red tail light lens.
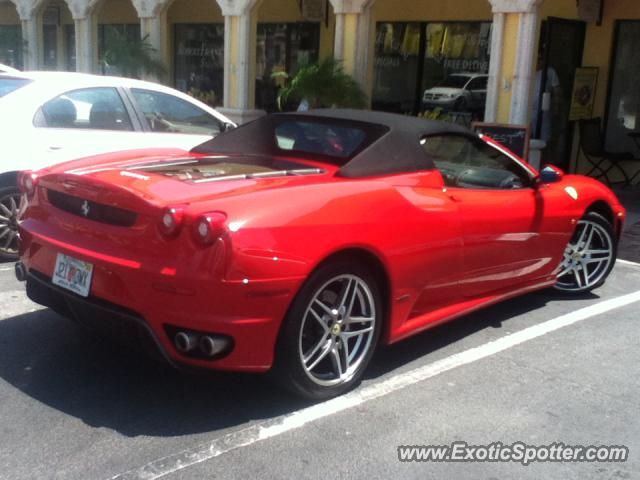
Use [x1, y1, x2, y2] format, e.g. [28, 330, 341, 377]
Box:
[18, 171, 38, 197]
[193, 212, 227, 246]
[158, 206, 185, 238]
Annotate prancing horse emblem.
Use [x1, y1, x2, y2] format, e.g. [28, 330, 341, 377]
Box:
[81, 200, 90, 217]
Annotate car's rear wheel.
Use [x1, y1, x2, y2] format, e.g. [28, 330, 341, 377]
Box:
[0, 186, 25, 261]
[273, 261, 382, 400]
[555, 211, 616, 293]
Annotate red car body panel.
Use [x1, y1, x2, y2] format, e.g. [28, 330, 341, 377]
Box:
[18, 120, 626, 373]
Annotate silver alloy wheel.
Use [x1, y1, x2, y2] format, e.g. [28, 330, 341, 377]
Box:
[0, 190, 26, 258]
[298, 274, 377, 387]
[556, 219, 614, 292]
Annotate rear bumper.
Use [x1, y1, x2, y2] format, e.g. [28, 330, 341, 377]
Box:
[20, 225, 304, 372]
[26, 269, 176, 367]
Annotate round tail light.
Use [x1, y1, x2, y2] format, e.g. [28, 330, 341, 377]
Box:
[193, 212, 227, 246]
[158, 206, 184, 238]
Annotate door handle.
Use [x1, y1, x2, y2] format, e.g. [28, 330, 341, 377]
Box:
[48, 145, 63, 151]
[448, 194, 462, 203]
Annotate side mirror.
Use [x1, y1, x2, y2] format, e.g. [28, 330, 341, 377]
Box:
[537, 164, 565, 185]
[223, 122, 236, 132]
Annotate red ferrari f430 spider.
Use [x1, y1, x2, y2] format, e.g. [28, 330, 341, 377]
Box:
[16, 110, 625, 399]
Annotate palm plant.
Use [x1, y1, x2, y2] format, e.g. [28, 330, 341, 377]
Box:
[273, 57, 367, 111]
[101, 29, 166, 79]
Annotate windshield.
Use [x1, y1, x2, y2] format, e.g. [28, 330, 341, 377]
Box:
[0, 78, 31, 98]
[436, 75, 471, 89]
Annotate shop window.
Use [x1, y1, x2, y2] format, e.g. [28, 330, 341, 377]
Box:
[0, 25, 23, 70]
[256, 22, 320, 112]
[42, 6, 60, 70]
[98, 24, 141, 75]
[43, 24, 58, 70]
[373, 21, 492, 119]
[605, 21, 640, 156]
[64, 25, 75, 71]
[174, 24, 224, 107]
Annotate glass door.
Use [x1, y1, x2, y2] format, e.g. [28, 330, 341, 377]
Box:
[534, 17, 586, 171]
[604, 21, 640, 157]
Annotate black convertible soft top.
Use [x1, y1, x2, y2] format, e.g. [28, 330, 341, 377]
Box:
[192, 109, 474, 178]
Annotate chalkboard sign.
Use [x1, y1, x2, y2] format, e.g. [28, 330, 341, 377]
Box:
[472, 122, 530, 161]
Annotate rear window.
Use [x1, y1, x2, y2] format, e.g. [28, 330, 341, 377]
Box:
[275, 121, 367, 159]
[0, 78, 31, 97]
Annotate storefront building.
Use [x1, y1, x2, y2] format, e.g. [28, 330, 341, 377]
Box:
[1, 0, 639, 179]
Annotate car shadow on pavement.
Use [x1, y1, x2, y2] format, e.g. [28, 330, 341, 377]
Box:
[0, 289, 598, 439]
[365, 289, 598, 377]
[0, 308, 310, 437]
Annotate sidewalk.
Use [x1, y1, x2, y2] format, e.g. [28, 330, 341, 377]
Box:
[614, 187, 640, 263]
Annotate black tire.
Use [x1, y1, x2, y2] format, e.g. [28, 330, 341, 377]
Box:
[272, 260, 383, 400]
[554, 211, 617, 294]
[0, 185, 23, 262]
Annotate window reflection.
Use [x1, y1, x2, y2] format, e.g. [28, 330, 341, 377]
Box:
[174, 24, 224, 107]
[373, 21, 492, 120]
[256, 22, 320, 112]
[0, 25, 22, 70]
[605, 21, 640, 156]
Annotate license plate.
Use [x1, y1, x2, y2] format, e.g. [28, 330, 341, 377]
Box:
[52, 253, 94, 297]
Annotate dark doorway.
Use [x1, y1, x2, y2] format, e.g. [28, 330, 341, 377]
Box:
[534, 17, 586, 171]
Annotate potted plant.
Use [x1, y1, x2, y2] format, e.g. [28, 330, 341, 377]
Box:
[273, 57, 367, 111]
[100, 29, 166, 79]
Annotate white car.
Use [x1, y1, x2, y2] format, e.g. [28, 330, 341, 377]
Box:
[0, 71, 236, 260]
[422, 73, 488, 112]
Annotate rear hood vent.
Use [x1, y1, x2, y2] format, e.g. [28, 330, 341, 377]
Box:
[126, 155, 325, 184]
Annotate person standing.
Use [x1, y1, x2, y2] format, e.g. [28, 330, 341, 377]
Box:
[531, 53, 562, 144]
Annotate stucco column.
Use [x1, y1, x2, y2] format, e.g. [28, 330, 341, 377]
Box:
[215, 0, 264, 125]
[67, 0, 100, 73]
[11, 0, 42, 70]
[131, 0, 172, 80]
[485, 0, 544, 125]
[329, 0, 375, 91]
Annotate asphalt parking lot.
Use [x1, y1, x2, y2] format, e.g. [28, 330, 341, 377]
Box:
[1, 188, 639, 480]
[0, 255, 639, 480]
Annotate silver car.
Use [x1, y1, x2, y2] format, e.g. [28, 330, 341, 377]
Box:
[422, 73, 488, 112]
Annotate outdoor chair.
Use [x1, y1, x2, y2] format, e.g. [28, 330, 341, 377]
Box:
[579, 117, 639, 187]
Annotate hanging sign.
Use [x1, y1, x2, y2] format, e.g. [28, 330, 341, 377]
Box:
[569, 67, 599, 121]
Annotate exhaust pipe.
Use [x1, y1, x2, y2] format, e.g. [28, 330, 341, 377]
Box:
[199, 335, 227, 357]
[174, 331, 198, 353]
[15, 262, 26, 282]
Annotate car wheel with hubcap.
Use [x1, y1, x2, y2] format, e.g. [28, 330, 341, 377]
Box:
[273, 261, 382, 400]
[0, 186, 25, 261]
[555, 211, 616, 293]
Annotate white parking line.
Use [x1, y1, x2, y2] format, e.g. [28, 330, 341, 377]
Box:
[0, 266, 14, 272]
[109, 290, 640, 480]
[617, 258, 640, 268]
